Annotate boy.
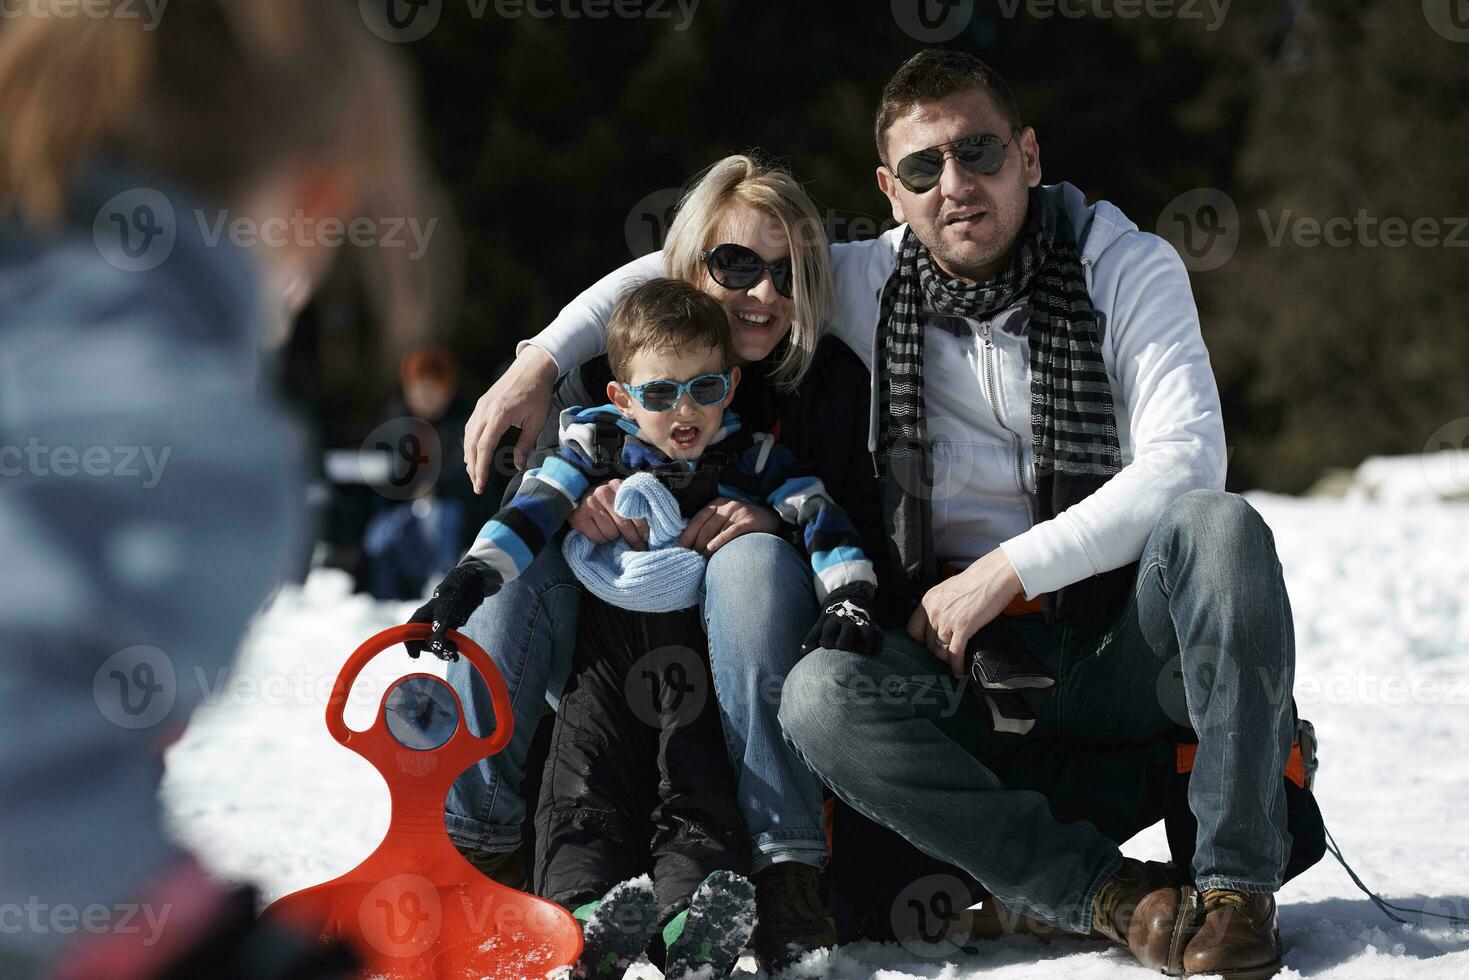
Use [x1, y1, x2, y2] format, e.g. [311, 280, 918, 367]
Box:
[410, 279, 883, 978]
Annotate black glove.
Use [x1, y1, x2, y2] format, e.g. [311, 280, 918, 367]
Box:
[406, 561, 500, 662]
[800, 583, 884, 656]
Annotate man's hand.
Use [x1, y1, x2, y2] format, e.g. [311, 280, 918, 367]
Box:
[464, 345, 559, 494]
[679, 498, 781, 555]
[568, 479, 650, 549]
[907, 548, 1024, 677]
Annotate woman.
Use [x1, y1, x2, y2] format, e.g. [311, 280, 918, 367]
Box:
[0, 4, 441, 977]
[445, 155, 883, 971]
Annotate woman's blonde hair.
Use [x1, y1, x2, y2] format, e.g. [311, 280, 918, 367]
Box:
[0, 0, 449, 353]
[662, 154, 834, 391]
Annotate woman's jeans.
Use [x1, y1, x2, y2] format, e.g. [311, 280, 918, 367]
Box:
[779, 491, 1298, 935]
[445, 532, 827, 871]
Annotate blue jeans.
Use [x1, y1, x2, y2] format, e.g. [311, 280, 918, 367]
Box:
[701, 533, 825, 872]
[444, 544, 581, 851]
[445, 532, 828, 869]
[779, 491, 1296, 934]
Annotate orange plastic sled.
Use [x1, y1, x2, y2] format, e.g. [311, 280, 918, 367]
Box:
[263, 623, 583, 979]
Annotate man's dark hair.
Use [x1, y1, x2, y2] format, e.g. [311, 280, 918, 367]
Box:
[875, 49, 1023, 163]
[606, 278, 734, 382]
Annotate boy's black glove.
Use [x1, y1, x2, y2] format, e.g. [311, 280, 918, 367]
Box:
[801, 582, 884, 656]
[406, 560, 501, 662]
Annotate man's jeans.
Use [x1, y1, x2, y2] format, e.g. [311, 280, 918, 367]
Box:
[445, 532, 828, 870]
[779, 490, 1297, 935]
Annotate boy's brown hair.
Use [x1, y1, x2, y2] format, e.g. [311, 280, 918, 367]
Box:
[605, 278, 734, 382]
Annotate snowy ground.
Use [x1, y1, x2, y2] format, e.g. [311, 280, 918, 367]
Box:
[160, 493, 1469, 978]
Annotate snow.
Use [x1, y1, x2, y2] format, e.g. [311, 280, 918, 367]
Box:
[159, 493, 1469, 978]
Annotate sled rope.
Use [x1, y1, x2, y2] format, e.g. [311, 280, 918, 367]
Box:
[1324, 823, 1469, 928]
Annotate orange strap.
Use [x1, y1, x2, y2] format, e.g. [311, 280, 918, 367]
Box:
[1177, 739, 1309, 790]
[940, 562, 1048, 617]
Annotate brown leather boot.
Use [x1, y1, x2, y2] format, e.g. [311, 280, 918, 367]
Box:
[1182, 889, 1282, 979]
[1091, 858, 1198, 974]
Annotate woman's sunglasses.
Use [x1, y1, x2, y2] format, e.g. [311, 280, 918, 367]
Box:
[890, 129, 1021, 194]
[700, 243, 794, 298]
[621, 372, 731, 412]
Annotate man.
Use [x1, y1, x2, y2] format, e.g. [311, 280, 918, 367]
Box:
[775, 50, 1294, 978]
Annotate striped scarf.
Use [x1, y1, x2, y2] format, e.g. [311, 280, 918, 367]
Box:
[874, 186, 1134, 626]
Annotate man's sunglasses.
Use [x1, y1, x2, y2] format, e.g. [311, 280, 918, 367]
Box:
[700, 243, 794, 298]
[890, 129, 1021, 194]
[621, 372, 732, 412]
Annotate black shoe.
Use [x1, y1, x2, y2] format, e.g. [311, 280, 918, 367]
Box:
[750, 862, 837, 973]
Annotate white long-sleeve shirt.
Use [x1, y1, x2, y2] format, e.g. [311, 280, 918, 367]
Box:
[521, 182, 1228, 599]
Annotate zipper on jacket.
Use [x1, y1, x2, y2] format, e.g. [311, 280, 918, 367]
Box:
[978, 321, 1032, 496]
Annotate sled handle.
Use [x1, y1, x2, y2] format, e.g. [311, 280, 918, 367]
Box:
[324, 623, 513, 760]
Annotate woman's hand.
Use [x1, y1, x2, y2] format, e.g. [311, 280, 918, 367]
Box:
[568, 479, 650, 549]
[907, 548, 1023, 677]
[679, 498, 781, 555]
[464, 345, 560, 494]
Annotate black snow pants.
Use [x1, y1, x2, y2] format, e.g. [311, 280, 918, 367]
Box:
[533, 592, 750, 922]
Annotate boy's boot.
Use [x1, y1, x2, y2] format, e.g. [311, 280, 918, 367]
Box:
[662, 870, 757, 980]
[571, 876, 660, 979]
[1091, 857, 1197, 974]
[750, 861, 837, 973]
[1181, 890, 1282, 980]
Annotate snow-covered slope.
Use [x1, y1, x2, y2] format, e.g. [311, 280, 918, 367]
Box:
[160, 494, 1469, 978]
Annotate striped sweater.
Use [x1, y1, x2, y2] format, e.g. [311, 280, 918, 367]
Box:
[459, 405, 877, 602]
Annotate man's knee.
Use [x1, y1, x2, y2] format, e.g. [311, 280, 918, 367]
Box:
[1158, 489, 1274, 559]
[777, 648, 850, 757]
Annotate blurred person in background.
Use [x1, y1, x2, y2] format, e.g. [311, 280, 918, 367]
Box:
[0, 2, 445, 978]
[363, 346, 492, 600]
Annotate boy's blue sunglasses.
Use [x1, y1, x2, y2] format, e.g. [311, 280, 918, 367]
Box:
[622, 372, 731, 412]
